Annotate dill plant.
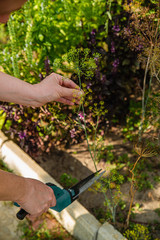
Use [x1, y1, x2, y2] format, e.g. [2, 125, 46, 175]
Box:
[124, 223, 151, 240]
[7, 16, 20, 78]
[53, 47, 123, 224]
[24, 0, 33, 66]
[122, 1, 160, 227]
[124, 3, 160, 137]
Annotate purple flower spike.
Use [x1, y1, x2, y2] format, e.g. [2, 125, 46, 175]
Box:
[113, 25, 120, 32]
[91, 29, 96, 35]
[70, 128, 76, 138]
[111, 41, 115, 53]
[78, 111, 86, 121]
[112, 59, 120, 68]
[19, 131, 26, 140]
[112, 59, 120, 73]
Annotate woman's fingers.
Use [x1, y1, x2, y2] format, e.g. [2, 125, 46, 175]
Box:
[61, 77, 80, 90]
[56, 97, 74, 105]
[59, 87, 83, 101]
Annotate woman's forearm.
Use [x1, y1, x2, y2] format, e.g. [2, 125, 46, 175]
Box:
[0, 170, 25, 202]
[0, 71, 82, 107]
[0, 169, 56, 217]
[0, 72, 38, 106]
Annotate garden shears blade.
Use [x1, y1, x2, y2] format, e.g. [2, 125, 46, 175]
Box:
[15, 169, 105, 220]
[69, 169, 105, 201]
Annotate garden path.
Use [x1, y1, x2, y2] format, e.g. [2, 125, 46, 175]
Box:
[0, 201, 22, 240]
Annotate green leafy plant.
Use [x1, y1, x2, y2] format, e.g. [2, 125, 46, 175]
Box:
[60, 173, 78, 188]
[54, 47, 124, 224]
[18, 219, 73, 240]
[122, 100, 142, 141]
[124, 223, 151, 240]
[126, 140, 159, 227]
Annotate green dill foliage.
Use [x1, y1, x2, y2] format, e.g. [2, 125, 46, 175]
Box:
[24, 0, 33, 66]
[53, 47, 99, 81]
[54, 47, 107, 159]
[60, 173, 78, 188]
[7, 16, 20, 78]
[123, 223, 151, 240]
[122, 100, 142, 141]
[96, 144, 115, 163]
[54, 47, 122, 224]
[93, 168, 124, 224]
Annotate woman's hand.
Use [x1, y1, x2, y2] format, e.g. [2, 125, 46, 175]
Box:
[0, 170, 56, 219]
[0, 71, 83, 107]
[33, 72, 83, 107]
[17, 178, 56, 219]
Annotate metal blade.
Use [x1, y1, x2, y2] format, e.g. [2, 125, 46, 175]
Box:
[70, 170, 105, 198]
[78, 170, 105, 195]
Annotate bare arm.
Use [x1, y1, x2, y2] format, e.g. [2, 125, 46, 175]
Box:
[0, 170, 56, 218]
[0, 72, 37, 106]
[0, 169, 25, 202]
[0, 71, 83, 218]
[0, 71, 82, 107]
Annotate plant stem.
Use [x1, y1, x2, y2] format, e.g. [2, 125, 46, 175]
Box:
[81, 104, 97, 171]
[93, 116, 99, 163]
[126, 155, 142, 227]
[77, 71, 97, 171]
[139, 46, 153, 140]
[76, 63, 118, 224]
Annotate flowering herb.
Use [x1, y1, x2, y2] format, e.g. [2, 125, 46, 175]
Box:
[70, 128, 76, 139]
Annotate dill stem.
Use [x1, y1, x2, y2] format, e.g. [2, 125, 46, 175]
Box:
[81, 104, 97, 171]
[126, 155, 142, 227]
[139, 46, 152, 140]
[76, 64, 116, 223]
[77, 71, 97, 171]
[93, 116, 99, 165]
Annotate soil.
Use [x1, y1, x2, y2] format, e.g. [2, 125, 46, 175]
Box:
[33, 127, 160, 237]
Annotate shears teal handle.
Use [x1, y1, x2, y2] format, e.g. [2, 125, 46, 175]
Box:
[15, 183, 75, 220]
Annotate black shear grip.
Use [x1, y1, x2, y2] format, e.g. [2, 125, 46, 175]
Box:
[16, 208, 28, 220]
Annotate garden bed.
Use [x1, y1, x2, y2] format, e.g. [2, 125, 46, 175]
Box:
[33, 127, 160, 239]
[0, 130, 125, 240]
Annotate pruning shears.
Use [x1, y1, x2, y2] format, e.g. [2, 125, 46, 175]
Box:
[15, 169, 105, 220]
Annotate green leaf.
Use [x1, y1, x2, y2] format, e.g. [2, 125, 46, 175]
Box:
[107, 11, 112, 20]
[0, 111, 6, 130]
